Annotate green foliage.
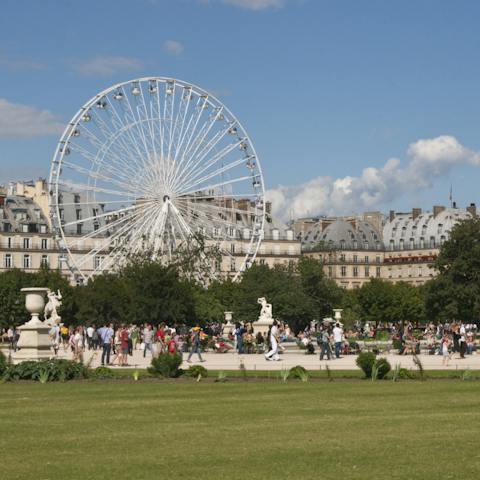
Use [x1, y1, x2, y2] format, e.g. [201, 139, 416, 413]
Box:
[356, 352, 377, 378]
[4, 359, 88, 382]
[132, 370, 140, 381]
[461, 369, 476, 381]
[89, 366, 116, 380]
[215, 371, 227, 383]
[357, 279, 424, 325]
[185, 365, 208, 378]
[148, 353, 183, 378]
[392, 363, 401, 382]
[289, 365, 309, 382]
[424, 218, 480, 322]
[413, 354, 426, 381]
[279, 367, 290, 382]
[0, 350, 8, 377]
[373, 358, 391, 380]
[0, 266, 74, 328]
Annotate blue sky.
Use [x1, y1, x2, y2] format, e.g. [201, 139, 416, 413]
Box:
[1, 0, 480, 219]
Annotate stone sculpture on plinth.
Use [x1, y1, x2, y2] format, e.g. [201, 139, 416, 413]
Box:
[44, 289, 63, 326]
[14, 288, 52, 362]
[252, 297, 274, 336]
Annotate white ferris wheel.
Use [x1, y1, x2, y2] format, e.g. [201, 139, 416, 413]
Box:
[49, 77, 266, 282]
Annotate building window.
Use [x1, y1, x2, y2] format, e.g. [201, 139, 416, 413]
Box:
[41, 255, 49, 266]
[7, 237, 12, 248]
[353, 255, 358, 263]
[77, 224, 83, 235]
[430, 237, 436, 248]
[76, 209, 82, 221]
[40, 225, 47, 234]
[259, 259, 265, 265]
[365, 266, 370, 277]
[353, 240, 358, 249]
[353, 267, 358, 277]
[364, 256, 369, 264]
[376, 266, 381, 278]
[418, 267, 422, 277]
[23, 238, 30, 249]
[215, 258, 221, 271]
[340, 254, 346, 262]
[4, 254, 12, 268]
[74, 194, 81, 204]
[59, 209, 64, 220]
[364, 241, 369, 250]
[410, 238, 415, 249]
[22, 224, 29, 233]
[41, 239, 48, 249]
[390, 239, 394, 251]
[341, 266, 347, 277]
[214, 227, 219, 237]
[94, 256, 103, 269]
[328, 266, 332, 277]
[340, 240, 346, 249]
[23, 254, 31, 268]
[94, 223, 99, 231]
[376, 256, 381, 264]
[230, 258, 236, 272]
[399, 239, 404, 250]
[420, 237, 425, 249]
[440, 235, 446, 245]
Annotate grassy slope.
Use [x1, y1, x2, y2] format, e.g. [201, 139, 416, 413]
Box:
[1, 381, 480, 480]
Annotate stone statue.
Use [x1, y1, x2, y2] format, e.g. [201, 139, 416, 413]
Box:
[44, 289, 62, 326]
[257, 297, 273, 321]
[253, 297, 274, 336]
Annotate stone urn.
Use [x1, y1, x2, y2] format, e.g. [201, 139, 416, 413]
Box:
[14, 288, 52, 362]
[333, 309, 343, 323]
[222, 311, 234, 336]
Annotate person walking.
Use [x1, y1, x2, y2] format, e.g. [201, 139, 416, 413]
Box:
[442, 334, 451, 366]
[319, 325, 332, 361]
[98, 323, 114, 366]
[333, 322, 343, 359]
[187, 325, 205, 363]
[142, 324, 154, 358]
[265, 320, 280, 361]
[235, 323, 246, 354]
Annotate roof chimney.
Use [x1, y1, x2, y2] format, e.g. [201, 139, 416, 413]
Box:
[467, 203, 477, 217]
[389, 210, 395, 222]
[433, 205, 445, 218]
[412, 208, 422, 220]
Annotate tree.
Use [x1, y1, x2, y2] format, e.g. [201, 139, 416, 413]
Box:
[424, 218, 480, 322]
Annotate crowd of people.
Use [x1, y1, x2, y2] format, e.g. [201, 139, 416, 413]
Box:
[0, 319, 478, 365]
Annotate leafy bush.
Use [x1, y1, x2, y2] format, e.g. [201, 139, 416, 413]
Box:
[0, 350, 8, 377]
[89, 366, 116, 380]
[289, 365, 309, 382]
[215, 371, 227, 383]
[374, 358, 391, 380]
[398, 368, 415, 379]
[5, 359, 88, 382]
[356, 352, 376, 378]
[185, 365, 208, 378]
[148, 353, 183, 378]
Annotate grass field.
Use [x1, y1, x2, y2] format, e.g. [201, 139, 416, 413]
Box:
[1, 380, 480, 480]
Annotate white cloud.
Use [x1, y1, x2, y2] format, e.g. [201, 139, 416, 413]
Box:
[202, 0, 285, 10]
[0, 54, 46, 71]
[0, 98, 64, 139]
[267, 135, 480, 221]
[71, 56, 143, 76]
[163, 40, 184, 56]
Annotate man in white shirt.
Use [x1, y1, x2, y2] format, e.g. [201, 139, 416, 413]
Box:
[86, 325, 94, 350]
[265, 320, 281, 361]
[333, 322, 343, 359]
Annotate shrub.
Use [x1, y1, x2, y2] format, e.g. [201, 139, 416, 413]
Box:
[289, 365, 309, 382]
[398, 368, 415, 379]
[374, 358, 391, 380]
[0, 350, 8, 377]
[148, 353, 183, 378]
[4, 359, 88, 382]
[89, 366, 116, 380]
[356, 352, 376, 378]
[185, 365, 208, 378]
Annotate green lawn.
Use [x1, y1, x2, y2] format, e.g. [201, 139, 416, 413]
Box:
[1, 380, 480, 479]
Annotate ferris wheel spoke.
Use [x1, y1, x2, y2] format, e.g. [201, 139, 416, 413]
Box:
[90, 109, 151, 180]
[178, 175, 253, 197]
[176, 117, 230, 185]
[61, 203, 139, 228]
[170, 96, 208, 181]
[60, 159, 140, 197]
[179, 156, 252, 194]
[183, 198, 257, 223]
[105, 95, 157, 184]
[174, 137, 245, 192]
[72, 202, 159, 268]
[58, 180, 134, 199]
[170, 106, 221, 188]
